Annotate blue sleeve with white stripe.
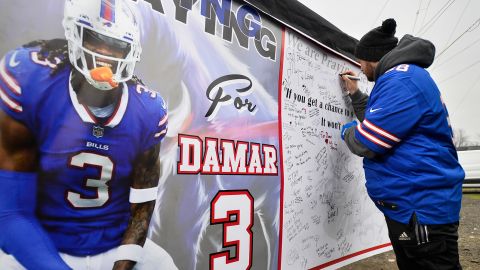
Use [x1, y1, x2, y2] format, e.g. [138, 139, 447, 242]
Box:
[0, 47, 50, 130]
[355, 78, 422, 154]
[137, 85, 168, 152]
[0, 49, 28, 119]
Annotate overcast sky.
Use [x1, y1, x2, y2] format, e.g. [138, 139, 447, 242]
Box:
[297, 0, 480, 144]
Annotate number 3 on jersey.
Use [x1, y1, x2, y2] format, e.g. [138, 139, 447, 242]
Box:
[210, 190, 254, 270]
[66, 152, 114, 208]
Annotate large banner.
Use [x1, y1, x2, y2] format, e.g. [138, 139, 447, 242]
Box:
[0, 0, 389, 269]
[279, 30, 390, 269]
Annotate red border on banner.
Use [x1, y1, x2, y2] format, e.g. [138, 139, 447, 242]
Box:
[277, 26, 286, 270]
[309, 243, 392, 270]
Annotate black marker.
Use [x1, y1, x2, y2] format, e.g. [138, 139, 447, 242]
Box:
[339, 73, 360, 81]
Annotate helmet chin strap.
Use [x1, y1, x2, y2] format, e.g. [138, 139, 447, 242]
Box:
[88, 66, 119, 91]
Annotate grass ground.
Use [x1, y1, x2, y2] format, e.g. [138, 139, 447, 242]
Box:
[338, 194, 480, 270]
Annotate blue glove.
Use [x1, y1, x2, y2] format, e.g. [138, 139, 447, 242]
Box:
[341, 121, 357, 140]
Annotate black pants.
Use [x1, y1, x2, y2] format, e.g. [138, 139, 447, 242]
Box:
[385, 214, 462, 270]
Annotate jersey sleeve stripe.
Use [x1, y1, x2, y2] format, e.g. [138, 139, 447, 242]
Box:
[363, 119, 401, 142]
[158, 114, 168, 127]
[0, 85, 22, 112]
[0, 57, 21, 95]
[154, 129, 167, 138]
[357, 124, 392, 149]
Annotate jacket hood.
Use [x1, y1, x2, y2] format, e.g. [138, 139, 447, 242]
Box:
[374, 34, 435, 80]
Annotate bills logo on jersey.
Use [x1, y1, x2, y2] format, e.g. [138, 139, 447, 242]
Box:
[93, 126, 104, 138]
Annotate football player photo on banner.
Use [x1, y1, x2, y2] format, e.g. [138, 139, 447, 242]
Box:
[0, 0, 282, 270]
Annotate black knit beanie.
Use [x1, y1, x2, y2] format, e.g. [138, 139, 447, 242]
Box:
[355, 18, 398, 62]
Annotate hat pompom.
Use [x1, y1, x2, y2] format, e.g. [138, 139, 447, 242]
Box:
[355, 18, 398, 61]
[381, 18, 396, 35]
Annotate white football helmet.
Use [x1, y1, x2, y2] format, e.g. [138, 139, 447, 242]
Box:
[63, 0, 142, 90]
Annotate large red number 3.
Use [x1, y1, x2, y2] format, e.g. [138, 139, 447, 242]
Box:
[210, 190, 254, 270]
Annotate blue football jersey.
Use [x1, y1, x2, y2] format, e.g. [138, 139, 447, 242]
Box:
[354, 64, 464, 225]
[0, 46, 168, 255]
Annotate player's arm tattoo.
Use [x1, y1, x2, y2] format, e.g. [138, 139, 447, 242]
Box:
[113, 143, 161, 270]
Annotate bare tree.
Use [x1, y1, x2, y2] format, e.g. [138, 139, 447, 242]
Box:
[453, 128, 470, 149]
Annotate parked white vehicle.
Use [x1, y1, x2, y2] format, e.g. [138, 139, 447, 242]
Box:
[457, 150, 480, 188]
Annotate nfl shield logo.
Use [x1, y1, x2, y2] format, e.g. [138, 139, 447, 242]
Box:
[93, 126, 104, 138]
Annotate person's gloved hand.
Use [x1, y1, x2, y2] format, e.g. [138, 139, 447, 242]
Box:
[341, 121, 357, 140]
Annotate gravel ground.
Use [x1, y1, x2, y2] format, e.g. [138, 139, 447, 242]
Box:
[338, 193, 480, 270]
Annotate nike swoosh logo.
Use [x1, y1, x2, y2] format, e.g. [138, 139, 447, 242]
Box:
[369, 108, 382, 113]
[9, 51, 20, 67]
